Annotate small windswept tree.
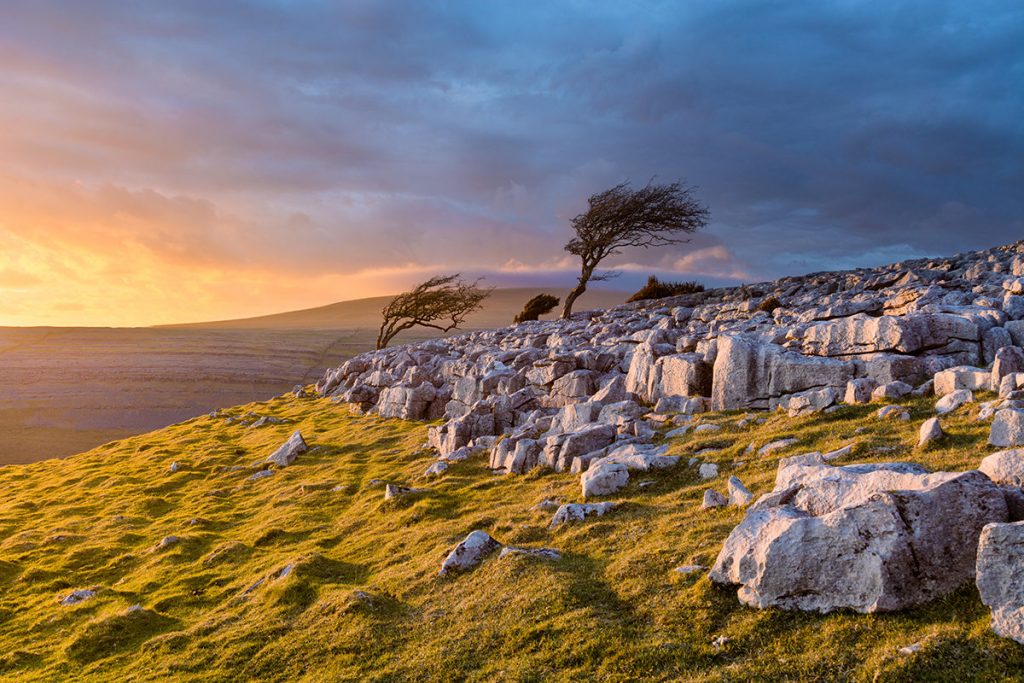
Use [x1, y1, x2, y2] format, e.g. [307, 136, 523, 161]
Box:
[376, 274, 492, 349]
[513, 293, 560, 324]
[561, 180, 709, 319]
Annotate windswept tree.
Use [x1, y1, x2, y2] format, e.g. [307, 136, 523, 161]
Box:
[561, 181, 709, 319]
[513, 293, 560, 324]
[376, 274, 492, 349]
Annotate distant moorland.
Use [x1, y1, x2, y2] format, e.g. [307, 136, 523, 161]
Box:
[0, 288, 626, 464]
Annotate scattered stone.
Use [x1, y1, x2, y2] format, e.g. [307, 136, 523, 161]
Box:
[266, 431, 308, 468]
[693, 423, 722, 434]
[979, 449, 1024, 486]
[934, 366, 991, 396]
[844, 378, 877, 405]
[876, 405, 910, 421]
[727, 476, 754, 506]
[581, 461, 630, 497]
[871, 381, 914, 402]
[698, 463, 719, 480]
[157, 535, 179, 549]
[711, 635, 730, 649]
[918, 417, 944, 448]
[498, 546, 562, 561]
[702, 489, 727, 509]
[758, 438, 798, 456]
[423, 461, 449, 479]
[532, 499, 561, 511]
[935, 389, 973, 415]
[249, 469, 275, 481]
[439, 530, 501, 575]
[60, 589, 96, 606]
[550, 502, 616, 527]
[384, 484, 424, 501]
[899, 643, 922, 655]
[822, 444, 855, 461]
[168, 461, 180, 473]
[674, 564, 707, 574]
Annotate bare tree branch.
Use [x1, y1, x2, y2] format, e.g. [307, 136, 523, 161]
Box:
[376, 274, 493, 349]
[560, 180, 709, 318]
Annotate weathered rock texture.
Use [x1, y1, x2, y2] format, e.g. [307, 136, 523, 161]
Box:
[318, 242, 1024, 483]
[709, 459, 1007, 613]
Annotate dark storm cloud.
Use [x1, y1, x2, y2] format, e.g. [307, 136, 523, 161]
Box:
[1, 0, 1021, 290]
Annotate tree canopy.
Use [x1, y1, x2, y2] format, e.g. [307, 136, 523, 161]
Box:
[376, 274, 492, 349]
[561, 181, 709, 318]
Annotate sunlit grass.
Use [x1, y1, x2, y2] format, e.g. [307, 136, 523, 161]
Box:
[0, 392, 1019, 681]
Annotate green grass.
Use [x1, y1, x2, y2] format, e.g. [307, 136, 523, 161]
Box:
[0, 392, 1021, 681]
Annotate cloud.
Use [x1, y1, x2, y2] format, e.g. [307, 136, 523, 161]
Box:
[0, 1, 1020, 324]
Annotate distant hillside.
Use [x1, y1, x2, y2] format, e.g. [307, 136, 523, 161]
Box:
[162, 287, 629, 330]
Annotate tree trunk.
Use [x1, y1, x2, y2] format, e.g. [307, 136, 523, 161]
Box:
[561, 277, 589, 319]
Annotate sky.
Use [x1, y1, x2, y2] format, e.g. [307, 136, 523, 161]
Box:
[0, 1, 1021, 326]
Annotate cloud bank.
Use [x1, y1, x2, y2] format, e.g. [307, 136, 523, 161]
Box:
[0, 1, 1020, 324]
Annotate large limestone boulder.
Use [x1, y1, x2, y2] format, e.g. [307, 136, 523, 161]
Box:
[977, 521, 1024, 644]
[581, 461, 629, 498]
[980, 449, 1024, 486]
[654, 353, 711, 400]
[990, 409, 1024, 447]
[934, 366, 991, 396]
[711, 336, 853, 411]
[710, 461, 1007, 613]
[377, 383, 437, 420]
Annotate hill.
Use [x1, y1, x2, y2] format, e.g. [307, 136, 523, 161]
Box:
[163, 287, 630, 330]
[2, 391, 1021, 681]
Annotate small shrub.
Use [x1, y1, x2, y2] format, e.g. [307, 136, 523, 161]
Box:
[514, 293, 560, 323]
[757, 296, 782, 314]
[626, 275, 705, 303]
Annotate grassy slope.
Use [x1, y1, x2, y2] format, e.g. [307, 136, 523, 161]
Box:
[1, 393, 1022, 682]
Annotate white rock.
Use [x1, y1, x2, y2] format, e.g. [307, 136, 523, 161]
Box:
[698, 463, 719, 480]
[977, 521, 1024, 644]
[702, 489, 727, 509]
[60, 589, 97, 606]
[423, 461, 449, 479]
[581, 461, 630, 498]
[266, 431, 308, 468]
[727, 476, 754, 506]
[935, 389, 973, 415]
[758, 438, 798, 456]
[990, 409, 1024, 447]
[979, 449, 1024, 486]
[439, 530, 501, 575]
[918, 418, 944, 448]
[550, 502, 617, 526]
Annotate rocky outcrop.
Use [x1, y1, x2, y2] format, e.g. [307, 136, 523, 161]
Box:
[709, 459, 1007, 613]
[315, 240, 1024, 495]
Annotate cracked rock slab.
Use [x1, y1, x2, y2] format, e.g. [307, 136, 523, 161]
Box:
[710, 461, 1006, 613]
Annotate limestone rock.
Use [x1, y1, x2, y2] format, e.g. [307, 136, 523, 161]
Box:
[439, 530, 501, 575]
[581, 461, 629, 498]
[845, 378, 877, 405]
[977, 521, 1024, 644]
[934, 366, 991, 396]
[918, 417, 943, 448]
[727, 476, 754, 506]
[935, 389, 973, 415]
[990, 409, 1024, 447]
[702, 489, 727, 509]
[266, 431, 308, 468]
[711, 463, 1007, 613]
[871, 381, 913, 402]
[979, 449, 1024, 486]
[550, 502, 617, 527]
